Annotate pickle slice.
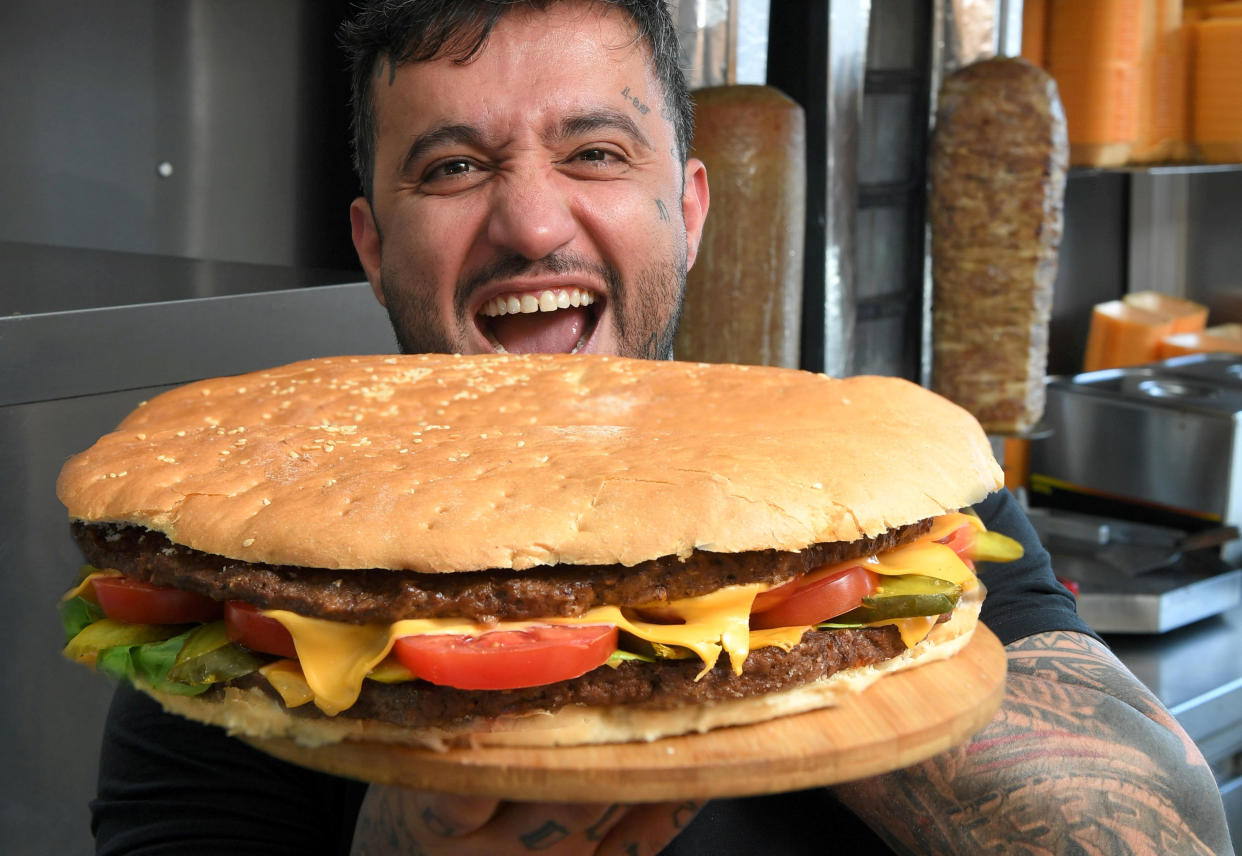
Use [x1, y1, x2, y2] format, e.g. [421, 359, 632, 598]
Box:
[167, 621, 267, 685]
[618, 631, 695, 661]
[367, 658, 417, 683]
[839, 574, 962, 622]
[971, 530, 1024, 562]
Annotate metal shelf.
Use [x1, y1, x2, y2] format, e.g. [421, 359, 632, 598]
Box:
[1071, 162, 1242, 178]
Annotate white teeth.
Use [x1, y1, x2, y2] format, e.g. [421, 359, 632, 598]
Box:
[480, 288, 596, 318]
[484, 328, 509, 353]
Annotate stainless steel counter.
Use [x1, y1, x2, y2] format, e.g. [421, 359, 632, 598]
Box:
[0, 239, 362, 315]
[0, 240, 393, 406]
[1106, 606, 1242, 850]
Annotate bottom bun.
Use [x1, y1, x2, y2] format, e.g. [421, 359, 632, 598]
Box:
[144, 593, 982, 754]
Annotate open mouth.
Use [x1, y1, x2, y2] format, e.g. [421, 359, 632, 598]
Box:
[476, 287, 601, 355]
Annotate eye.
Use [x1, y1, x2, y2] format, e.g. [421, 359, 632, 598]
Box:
[564, 147, 629, 176]
[575, 147, 623, 164]
[420, 157, 489, 192]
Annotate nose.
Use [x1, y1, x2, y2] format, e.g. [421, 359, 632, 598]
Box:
[485, 168, 577, 260]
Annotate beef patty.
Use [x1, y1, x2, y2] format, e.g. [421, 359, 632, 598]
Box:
[225, 623, 912, 729]
[71, 518, 933, 624]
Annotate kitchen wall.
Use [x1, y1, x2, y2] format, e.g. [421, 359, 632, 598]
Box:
[1048, 169, 1242, 377]
[1186, 171, 1242, 322]
[0, 0, 359, 270]
[0, 0, 769, 276]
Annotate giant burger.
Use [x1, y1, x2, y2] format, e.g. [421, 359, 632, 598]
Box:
[57, 353, 1018, 754]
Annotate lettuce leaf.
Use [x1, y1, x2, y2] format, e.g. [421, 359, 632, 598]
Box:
[95, 629, 211, 696]
[66, 619, 264, 697]
[59, 596, 105, 642]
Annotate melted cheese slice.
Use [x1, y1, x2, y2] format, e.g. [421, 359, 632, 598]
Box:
[885, 615, 940, 648]
[268, 584, 766, 716]
[264, 514, 983, 716]
[60, 568, 121, 602]
[866, 541, 977, 589]
[259, 659, 316, 708]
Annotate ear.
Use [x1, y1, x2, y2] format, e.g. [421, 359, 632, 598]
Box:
[350, 197, 385, 306]
[681, 157, 710, 271]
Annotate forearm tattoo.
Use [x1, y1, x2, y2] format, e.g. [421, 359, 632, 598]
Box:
[351, 793, 701, 856]
[831, 631, 1234, 855]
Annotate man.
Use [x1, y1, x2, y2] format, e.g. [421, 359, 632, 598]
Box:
[346, 0, 706, 362]
[93, 1, 1234, 854]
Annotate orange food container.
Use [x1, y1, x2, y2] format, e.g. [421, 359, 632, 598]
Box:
[1084, 293, 1210, 370]
[1192, 16, 1242, 161]
[1134, 0, 1191, 163]
[1123, 290, 1209, 332]
[1046, 0, 1146, 166]
[1083, 300, 1176, 370]
[1022, 0, 1049, 67]
[1159, 323, 1242, 357]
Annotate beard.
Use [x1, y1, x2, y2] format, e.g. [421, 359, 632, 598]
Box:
[378, 248, 686, 360]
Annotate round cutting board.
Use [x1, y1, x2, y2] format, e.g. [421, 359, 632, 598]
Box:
[243, 626, 1006, 802]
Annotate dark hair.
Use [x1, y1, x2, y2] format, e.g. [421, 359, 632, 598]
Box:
[338, 0, 692, 201]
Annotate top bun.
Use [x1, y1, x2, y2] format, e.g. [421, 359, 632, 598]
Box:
[57, 354, 1003, 572]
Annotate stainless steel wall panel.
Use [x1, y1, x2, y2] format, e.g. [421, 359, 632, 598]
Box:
[1046, 172, 1131, 375]
[1186, 171, 1242, 323]
[0, 0, 358, 270]
[1, 277, 395, 856]
[1, 389, 167, 856]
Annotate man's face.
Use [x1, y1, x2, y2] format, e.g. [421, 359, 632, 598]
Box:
[350, 2, 709, 359]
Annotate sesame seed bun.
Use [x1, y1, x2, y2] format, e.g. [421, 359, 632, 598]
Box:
[56, 354, 1003, 573]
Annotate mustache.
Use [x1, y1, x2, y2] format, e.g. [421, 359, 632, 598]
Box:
[455, 252, 619, 318]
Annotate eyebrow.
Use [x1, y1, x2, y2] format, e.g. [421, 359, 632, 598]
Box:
[554, 108, 652, 150]
[398, 109, 653, 177]
[398, 124, 488, 178]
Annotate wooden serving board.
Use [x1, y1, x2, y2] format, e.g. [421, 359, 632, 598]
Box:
[246, 626, 1006, 802]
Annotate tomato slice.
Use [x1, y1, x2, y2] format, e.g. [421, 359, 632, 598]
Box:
[225, 601, 297, 659]
[392, 624, 618, 690]
[749, 565, 878, 630]
[937, 525, 977, 570]
[92, 576, 223, 625]
[749, 574, 803, 614]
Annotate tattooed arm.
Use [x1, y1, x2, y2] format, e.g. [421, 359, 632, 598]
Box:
[832, 630, 1235, 855]
[350, 791, 701, 856]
